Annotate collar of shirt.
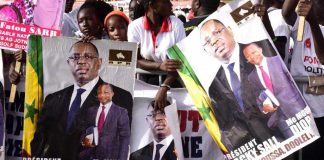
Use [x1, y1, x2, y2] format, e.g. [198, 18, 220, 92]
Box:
[69, 76, 100, 110]
[152, 135, 174, 160]
[143, 13, 172, 32]
[223, 43, 241, 81]
[95, 101, 113, 125]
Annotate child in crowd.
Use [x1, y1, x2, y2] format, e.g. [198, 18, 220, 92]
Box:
[104, 10, 129, 41]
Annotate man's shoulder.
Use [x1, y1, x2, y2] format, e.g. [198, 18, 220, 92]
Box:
[130, 142, 153, 158]
[185, 15, 208, 27]
[110, 84, 131, 96]
[128, 17, 144, 30]
[45, 85, 74, 100]
[111, 103, 128, 113]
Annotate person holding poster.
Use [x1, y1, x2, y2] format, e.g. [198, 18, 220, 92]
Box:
[242, 42, 306, 139]
[130, 101, 177, 160]
[282, 0, 324, 159]
[31, 41, 132, 159]
[127, 0, 186, 109]
[79, 83, 130, 160]
[200, 19, 274, 150]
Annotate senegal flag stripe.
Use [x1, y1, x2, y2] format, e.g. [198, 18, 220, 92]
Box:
[28, 36, 43, 86]
[168, 45, 228, 153]
[23, 35, 43, 157]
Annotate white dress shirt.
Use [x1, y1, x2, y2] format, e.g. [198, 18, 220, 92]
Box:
[152, 135, 174, 160]
[68, 76, 99, 111]
[95, 101, 112, 126]
[222, 43, 241, 91]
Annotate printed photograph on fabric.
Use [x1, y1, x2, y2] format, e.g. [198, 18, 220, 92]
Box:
[23, 36, 136, 159]
[130, 97, 183, 160]
[167, 0, 320, 159]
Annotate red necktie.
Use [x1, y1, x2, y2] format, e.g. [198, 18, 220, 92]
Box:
[98, 106, 106, 133]
[259, 66, 274, 93]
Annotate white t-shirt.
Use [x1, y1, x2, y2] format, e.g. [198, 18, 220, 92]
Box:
[290, 16, 324, 117]
[128, 15, 186, 63]
[268, 8, 292, 66]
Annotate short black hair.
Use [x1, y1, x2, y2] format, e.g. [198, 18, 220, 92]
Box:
[129, 0, 145, 19]
[78, 1, 114, 25]
[98, 82, 114, 93]
[69, 41, 99, 56]
[199, 0, 220, 14]
[141, 0, 155, 12]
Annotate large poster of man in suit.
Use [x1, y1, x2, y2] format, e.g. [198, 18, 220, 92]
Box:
[24, 36, 137, 159]
[167, 0, 320, 159]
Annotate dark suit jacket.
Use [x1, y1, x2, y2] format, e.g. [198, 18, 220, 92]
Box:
[208, 44, 273, 150]
[31, 78, 133, 159]
[247, 56, 306, 127]
[79, 103, 130, 160]
[130, 140, 177, 160]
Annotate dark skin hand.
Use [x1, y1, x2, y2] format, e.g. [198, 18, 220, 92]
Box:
[282, 0, 324, 64]
[154, 72, 178, 110]
[253, 3, 276, 39]
[81, 35, 97, 42]
[9, 49, 26, 84]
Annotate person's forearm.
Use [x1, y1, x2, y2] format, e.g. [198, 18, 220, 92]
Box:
[137, 59, 161, 70]
[162, 72, 178, 86]
[306, 9, 324, 64]
[261, 13, 276, 39]
[282, 0, 299, 26]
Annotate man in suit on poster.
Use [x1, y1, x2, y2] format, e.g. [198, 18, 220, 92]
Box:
[31, 41, 132, 159]
[79, 83, 130, 160]
[200, 19, 274, 150]
[130, 101, 177, 160]
[243, 43, 306, 138]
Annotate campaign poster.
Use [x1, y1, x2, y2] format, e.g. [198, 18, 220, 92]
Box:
[130, 96, 184, 160]
[22, 35, 137, 159]
[167, 0, 320, 159]
[134, 80, 225, 160]
[0, 0, 65, 50]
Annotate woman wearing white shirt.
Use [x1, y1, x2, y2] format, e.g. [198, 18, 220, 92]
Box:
[128, 0, 186, 109]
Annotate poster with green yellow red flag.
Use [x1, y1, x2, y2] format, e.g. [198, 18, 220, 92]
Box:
[167, 0, 320, 159]
[23, 35, 43, 157]
[23, 35, 137, 159]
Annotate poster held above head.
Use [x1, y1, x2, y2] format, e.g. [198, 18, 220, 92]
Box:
[23, 36, 137, 159]
[167, 0, 320, 159]
[0, 0, 65, 50]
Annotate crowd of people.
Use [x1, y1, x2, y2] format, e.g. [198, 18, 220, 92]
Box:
[1, 0, 324, 159]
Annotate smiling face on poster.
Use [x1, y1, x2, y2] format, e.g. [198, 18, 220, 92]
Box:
[167, 0, 320, 159]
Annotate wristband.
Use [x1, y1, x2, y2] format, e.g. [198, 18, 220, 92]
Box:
[160, 84, 171, 90]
